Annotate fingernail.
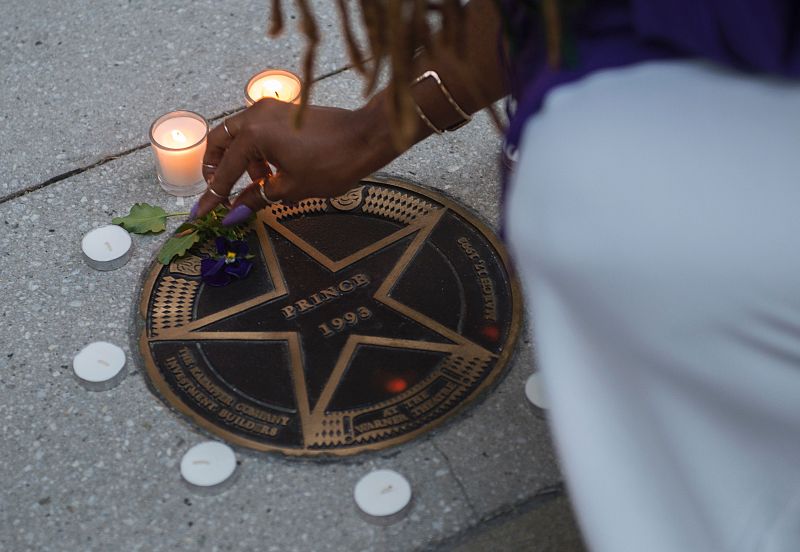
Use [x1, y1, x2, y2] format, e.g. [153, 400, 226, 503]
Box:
[188, 202, 199, 221]
[221, 205, 253, 227]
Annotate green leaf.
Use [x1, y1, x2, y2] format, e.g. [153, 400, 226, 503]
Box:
[175, 222, 195, 234]
[157, 232, 201, 265]
[112, 203, 168, 234]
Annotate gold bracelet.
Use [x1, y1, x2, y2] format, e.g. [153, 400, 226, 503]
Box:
[411, 70, 472, 134]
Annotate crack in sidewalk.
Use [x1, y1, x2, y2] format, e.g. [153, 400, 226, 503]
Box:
[0, 64, 354, 207]
[432, 441, 479, 520]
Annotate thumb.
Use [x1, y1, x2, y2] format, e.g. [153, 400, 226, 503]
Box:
[227, 175, 286, 213]
[264, 171, 303, 203]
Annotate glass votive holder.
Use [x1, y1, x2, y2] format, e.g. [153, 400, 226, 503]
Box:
[149, 110, 209, 196]
[244, 69, 302, 106]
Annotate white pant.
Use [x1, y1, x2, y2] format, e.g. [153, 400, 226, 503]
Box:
[506, 60, 800, 552]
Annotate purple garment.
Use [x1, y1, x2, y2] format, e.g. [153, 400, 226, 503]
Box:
[503, 0, 800, 151]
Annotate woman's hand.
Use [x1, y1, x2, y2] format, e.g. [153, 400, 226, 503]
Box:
[191, 0, 506, 226]
[191, 97, 398, 225]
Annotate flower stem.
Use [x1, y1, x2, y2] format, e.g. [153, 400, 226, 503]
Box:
[166, 212, 190, 217]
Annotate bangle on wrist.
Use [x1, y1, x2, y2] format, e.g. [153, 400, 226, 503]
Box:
[411, 70, 472, 134]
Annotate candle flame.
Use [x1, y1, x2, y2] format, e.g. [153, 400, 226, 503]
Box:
[261, 78, 284, 101]
[171, 129, 187, 144]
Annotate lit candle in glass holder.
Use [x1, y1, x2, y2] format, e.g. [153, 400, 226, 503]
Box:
[149, 110, 209, 196]
[245, 69, 302, 106]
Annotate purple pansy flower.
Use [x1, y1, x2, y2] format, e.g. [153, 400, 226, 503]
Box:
[200, 237, 253, 287]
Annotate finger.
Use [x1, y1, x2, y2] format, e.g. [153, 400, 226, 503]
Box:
[212, 135, 255, 194]
[224, 182, 267, 224]
[263, 172, 294, 201]
[220, 203, 254, 227]
[202, 112, 246, 183]
[246, 159, 270, 184]
[267, 172, 330, 204]
[193, 137, 253, 219]
[225, 174, 292, 224]
[190, 175, 231, 220]
[201, 163, 218, 187]
[232, 176, 284, 211]
[268, 172, 361, 204]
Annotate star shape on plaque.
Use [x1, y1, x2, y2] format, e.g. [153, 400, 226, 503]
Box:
[139, 177, 521, 456]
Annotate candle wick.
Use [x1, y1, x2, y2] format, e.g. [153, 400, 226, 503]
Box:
[275, 91, 280, 100]
[380, 485, 394, 494]
[192, 460, 210, 465]
[97, 359, 110, 367]
[104, 241, 113, 251]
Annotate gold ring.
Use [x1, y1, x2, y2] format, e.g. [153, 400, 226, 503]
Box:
[222, 118, 233, 139]
[206, 186, 228, 200]
[257, 178, 282, 205]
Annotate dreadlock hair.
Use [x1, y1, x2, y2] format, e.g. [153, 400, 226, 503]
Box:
[268, 0, 561, 147]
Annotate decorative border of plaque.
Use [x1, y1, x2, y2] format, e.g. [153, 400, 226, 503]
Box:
[137, 175, 521, 457]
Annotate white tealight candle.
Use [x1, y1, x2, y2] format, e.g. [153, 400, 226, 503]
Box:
[354, 469, 412, 525]
[81, 224, 133, 271]
[180, 441, 238, 493]
[525, 372, 550, 410]
[244, 69, 302, 106]
[149, 110, 209, 196]
[73, 341, 127, 391]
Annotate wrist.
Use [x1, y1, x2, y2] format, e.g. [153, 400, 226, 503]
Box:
[353, 93, 423, 176]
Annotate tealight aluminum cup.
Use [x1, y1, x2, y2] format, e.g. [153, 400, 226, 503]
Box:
[524, 372, 549, 416]
[354, 497, 414, 526]
[180, 441, 240, 496]
[353, 469, 413, 525]
[75, 363, 127, 391]
[72, 341, 128, 392]
[181, 464, 241, 496]
[81, 225, 134, 271]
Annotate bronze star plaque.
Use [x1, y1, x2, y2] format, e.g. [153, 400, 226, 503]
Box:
[138, 176, 521, 457]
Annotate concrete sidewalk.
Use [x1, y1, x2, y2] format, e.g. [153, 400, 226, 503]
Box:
[0, 2, 581, 550]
